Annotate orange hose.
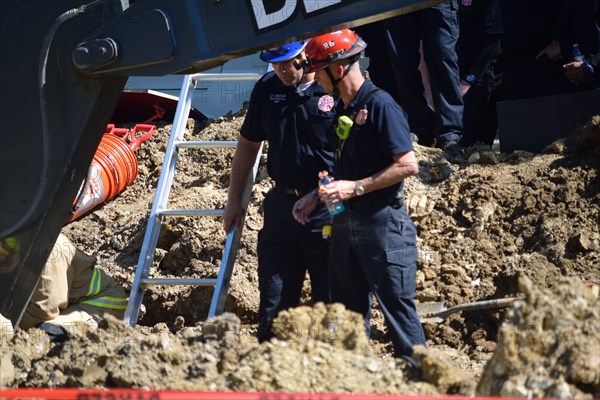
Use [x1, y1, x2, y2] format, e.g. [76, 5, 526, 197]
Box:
[66, 124, 154, 223]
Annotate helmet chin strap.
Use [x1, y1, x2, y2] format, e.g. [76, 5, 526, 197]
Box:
[325, 59, 357, 98]
[296, 64, 311, 96]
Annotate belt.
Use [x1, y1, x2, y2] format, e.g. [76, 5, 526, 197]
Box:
[345, 194, 404, 212]
[274, 185, 313, 197]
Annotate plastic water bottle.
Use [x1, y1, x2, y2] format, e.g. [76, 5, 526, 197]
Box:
[573, 43, 586, 62]
[318, 171, 345, 216]
[572, 43, 594, 73]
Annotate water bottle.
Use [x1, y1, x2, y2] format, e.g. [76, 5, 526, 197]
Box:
[572, 43, 594, 73]
[318, 171, 345, 216]
[573, 43, 586, 63]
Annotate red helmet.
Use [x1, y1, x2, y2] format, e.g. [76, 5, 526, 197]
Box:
[305, 29, 367, 73]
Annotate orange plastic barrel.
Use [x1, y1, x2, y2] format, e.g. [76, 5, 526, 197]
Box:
[66, 124, 156, 223]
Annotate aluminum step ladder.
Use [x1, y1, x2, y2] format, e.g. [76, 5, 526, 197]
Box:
[124, 73, 262, 327]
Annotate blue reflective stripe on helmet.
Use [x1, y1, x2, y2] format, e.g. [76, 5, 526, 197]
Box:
[259, 40, 308, 63]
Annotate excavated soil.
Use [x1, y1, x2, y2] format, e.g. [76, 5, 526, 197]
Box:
[1, 110, 599, 397]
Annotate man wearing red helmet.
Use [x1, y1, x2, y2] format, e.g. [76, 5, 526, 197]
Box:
[224, 41, 337, 342]
[296, 29, 426, 362]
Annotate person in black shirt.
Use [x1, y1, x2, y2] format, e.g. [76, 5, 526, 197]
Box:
[223, 41, 337, 342]
[500, 0, 570, 100]
[559, 0, 600, 89]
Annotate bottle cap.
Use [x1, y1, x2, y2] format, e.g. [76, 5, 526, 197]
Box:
[321, 225, 332, 239]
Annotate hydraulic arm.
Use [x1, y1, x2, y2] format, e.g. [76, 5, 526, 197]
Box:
[0, 0, 442, 326]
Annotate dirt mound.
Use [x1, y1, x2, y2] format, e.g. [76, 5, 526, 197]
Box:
[1, 111, 599, 396]
[0, 305, 448, 394]
[478, 277, 600, 398]
[4, 285, 596, 395]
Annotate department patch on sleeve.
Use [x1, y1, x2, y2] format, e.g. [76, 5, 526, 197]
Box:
[317, 95, 334, 112]
[355, 108, 368, 125]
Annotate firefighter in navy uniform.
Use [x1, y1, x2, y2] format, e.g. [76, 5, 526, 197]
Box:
[457, 0, 503, 147]
[223, 41, 337, 342]
[295, 29, 426, 363]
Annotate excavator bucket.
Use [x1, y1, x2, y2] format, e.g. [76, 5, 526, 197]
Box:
[0, 0, 443, 327]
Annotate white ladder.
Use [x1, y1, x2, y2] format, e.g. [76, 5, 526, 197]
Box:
[124, 74, 261, 327]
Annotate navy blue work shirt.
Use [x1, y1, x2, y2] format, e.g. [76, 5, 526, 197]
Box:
[335, 79, 413, 201]
[558, 0, 600, 61]
[501, 0, 563, 56]
[241, 71, 337, 190]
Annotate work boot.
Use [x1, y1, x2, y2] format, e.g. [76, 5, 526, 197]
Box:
[38, 322, 69, 342]
[442, 141, 465, 161]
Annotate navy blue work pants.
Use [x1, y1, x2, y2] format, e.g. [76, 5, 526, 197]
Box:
[384, 0, 463, 146]
[461, 79, 494, 147]
[329, 204, 426, 359]
[257, 189, 331, 342]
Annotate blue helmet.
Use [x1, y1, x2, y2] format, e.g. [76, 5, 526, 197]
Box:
[259, 40, 308, 63]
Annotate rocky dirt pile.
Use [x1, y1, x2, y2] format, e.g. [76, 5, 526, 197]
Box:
[2, 281, 597, 396]
[1, 111, 599, 396]
[478, 277, 599, 399]
[0, 304, 453, 394]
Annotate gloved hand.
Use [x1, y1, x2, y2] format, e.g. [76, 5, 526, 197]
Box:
[406, 194, 435, 218]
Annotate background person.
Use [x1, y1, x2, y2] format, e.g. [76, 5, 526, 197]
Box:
[457, 0, 503, 147]
[559, 0, 600, 89]
[500, 0, 570, 100]
[382, 1, 465, 159]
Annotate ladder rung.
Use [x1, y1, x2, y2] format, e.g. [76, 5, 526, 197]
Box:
[175, 141, 237, 149]
[157, 209, 224, 217]
[141, 278, 218, 286]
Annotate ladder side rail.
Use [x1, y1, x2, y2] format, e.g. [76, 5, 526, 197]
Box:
[124, 74, 197, 326]
[207, 228, 239, 318]
[208, 143, 264, 318]
[191, 73, 262, 82]
[157, 209, 223, 217]
[175, 140, 237, 149]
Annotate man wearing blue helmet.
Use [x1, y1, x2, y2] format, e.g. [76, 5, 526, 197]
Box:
[224, 40, 337, 342]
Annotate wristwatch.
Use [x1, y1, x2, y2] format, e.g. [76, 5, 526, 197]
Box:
[354, 180, 365, 196]
[464, 73, 476, 85]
